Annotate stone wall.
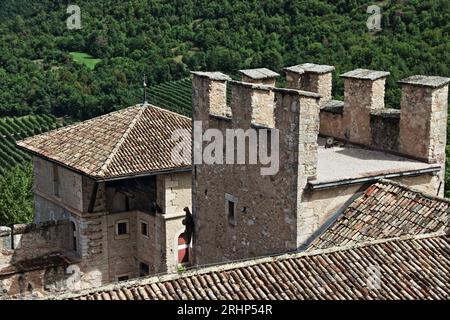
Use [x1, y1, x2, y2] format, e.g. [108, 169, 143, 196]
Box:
[0, 206, 186, 298]
[298, 183, 365, 246]
[2, 164, 190, 297]
[103, 209, 185, 280]
[0, 221, 79, 298]
[369, 109, 400, 151]
[192, 72, 321, 265]
[319, 106, 344, 139]
[291, 68, 449, 199]
[82, 178, 106, 213]
[284, 64, 334, 106]
[398, 81, 449, 197]
[164, 172, 192, 215]
[0, 221, 70, 261]
[72, 213, 108, 289]
[298, 173, 441, 248]
[33, 157, 84, 222]
[34, 194, 70, 224]
[136, 211, 166, 274]
[106, 211, 137, 281]
[311, 70, 448, 170]
[76, 171, 189, 284]
[0, 264, 74, 299]
[192, 67, 448, 266]
[341, 75, 388, 146]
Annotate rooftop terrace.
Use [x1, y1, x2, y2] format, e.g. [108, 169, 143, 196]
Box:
[310, 138, 441, 190]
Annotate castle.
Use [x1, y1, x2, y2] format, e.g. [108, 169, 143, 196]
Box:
[191, 65, 448, 265]
[0, 63, 448, 298]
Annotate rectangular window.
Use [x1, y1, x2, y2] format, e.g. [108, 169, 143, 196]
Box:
[117, 275, 129, 282]
[225, 193, 238, 226]
[115, 220, 129, 236]
[227, 200, 235, 220]
[140, 221, 149, 237]
[53, 164, 60, 197]
[139, 262, 149, 277]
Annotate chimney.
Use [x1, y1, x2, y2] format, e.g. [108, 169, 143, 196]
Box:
[239, 68, 280, 86]
[230, 81, 274, 128]
[340, 68, 390, 145]
[191, 71, 231, 122]
[398, 75, 450, 164]
[284, 63, 334, 105]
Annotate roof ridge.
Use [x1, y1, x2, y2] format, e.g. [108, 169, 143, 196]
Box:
[303, 230, 447, 256]
[17, 107, 138, 146]
[96, 106, 146, 177]
[148, 103, 192, 120]
[17, 104, 192, 180]
[48, 230, 446, 300]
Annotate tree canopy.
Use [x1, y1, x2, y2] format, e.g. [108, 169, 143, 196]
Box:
[0, 164, 33, 226]
[0, 0, 448, 119]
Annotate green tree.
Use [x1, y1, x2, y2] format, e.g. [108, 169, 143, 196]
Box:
[0, 164, 33, 226]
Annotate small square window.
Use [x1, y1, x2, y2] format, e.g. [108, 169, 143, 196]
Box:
[117, 222, 127, 235]
[141, 221, 149, 237]
[139, 262, 149, 277]
[116, 220, 129, 236]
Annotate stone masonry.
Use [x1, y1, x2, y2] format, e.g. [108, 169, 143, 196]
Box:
[398, 76, 450, 194]
[285, 64, 449, 195]
[192, 70, 321, 265]
[1, 63, 448, 298]
[192, 65, 449, 265]
[0, 155, 191, 297]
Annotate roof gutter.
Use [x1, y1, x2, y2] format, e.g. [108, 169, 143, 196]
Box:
[94, 166, 192, 182]
[308, 166, 441, 191]
[16, 146, 192, 182]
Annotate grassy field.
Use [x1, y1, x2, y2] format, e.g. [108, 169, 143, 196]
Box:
[69, 52, 102, 70]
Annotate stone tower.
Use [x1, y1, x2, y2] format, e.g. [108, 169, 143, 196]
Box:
[191, 65, 449, 266]
[191, 69, 320, 264]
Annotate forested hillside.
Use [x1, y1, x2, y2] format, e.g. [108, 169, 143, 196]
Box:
[0, 0, 449, 224]
[0, 0, 448, 119]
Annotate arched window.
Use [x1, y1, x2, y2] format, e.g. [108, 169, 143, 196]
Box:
[177, 233, 189, 264]
[70, 221, 78, 252]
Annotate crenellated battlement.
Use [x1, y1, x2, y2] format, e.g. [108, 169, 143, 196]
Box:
[398, 75, 450, 164]
[190, 64, 449, 266]
[191, 69, 321, 132]
[192, 65, 449, 167]
[282, 64, 450, 166]
[191, 69, 323, 264]
[238, 68, 280, 86]
[284, 63, 334, 105]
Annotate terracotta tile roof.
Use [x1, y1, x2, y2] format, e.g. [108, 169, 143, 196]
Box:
[53, 232, 449, 300]
[309, 180, 449, 250]
[0, 252, 80, 277]
[16, 105, 192, 179]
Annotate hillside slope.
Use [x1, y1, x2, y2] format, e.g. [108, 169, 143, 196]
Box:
[0, 0, 448, 119]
